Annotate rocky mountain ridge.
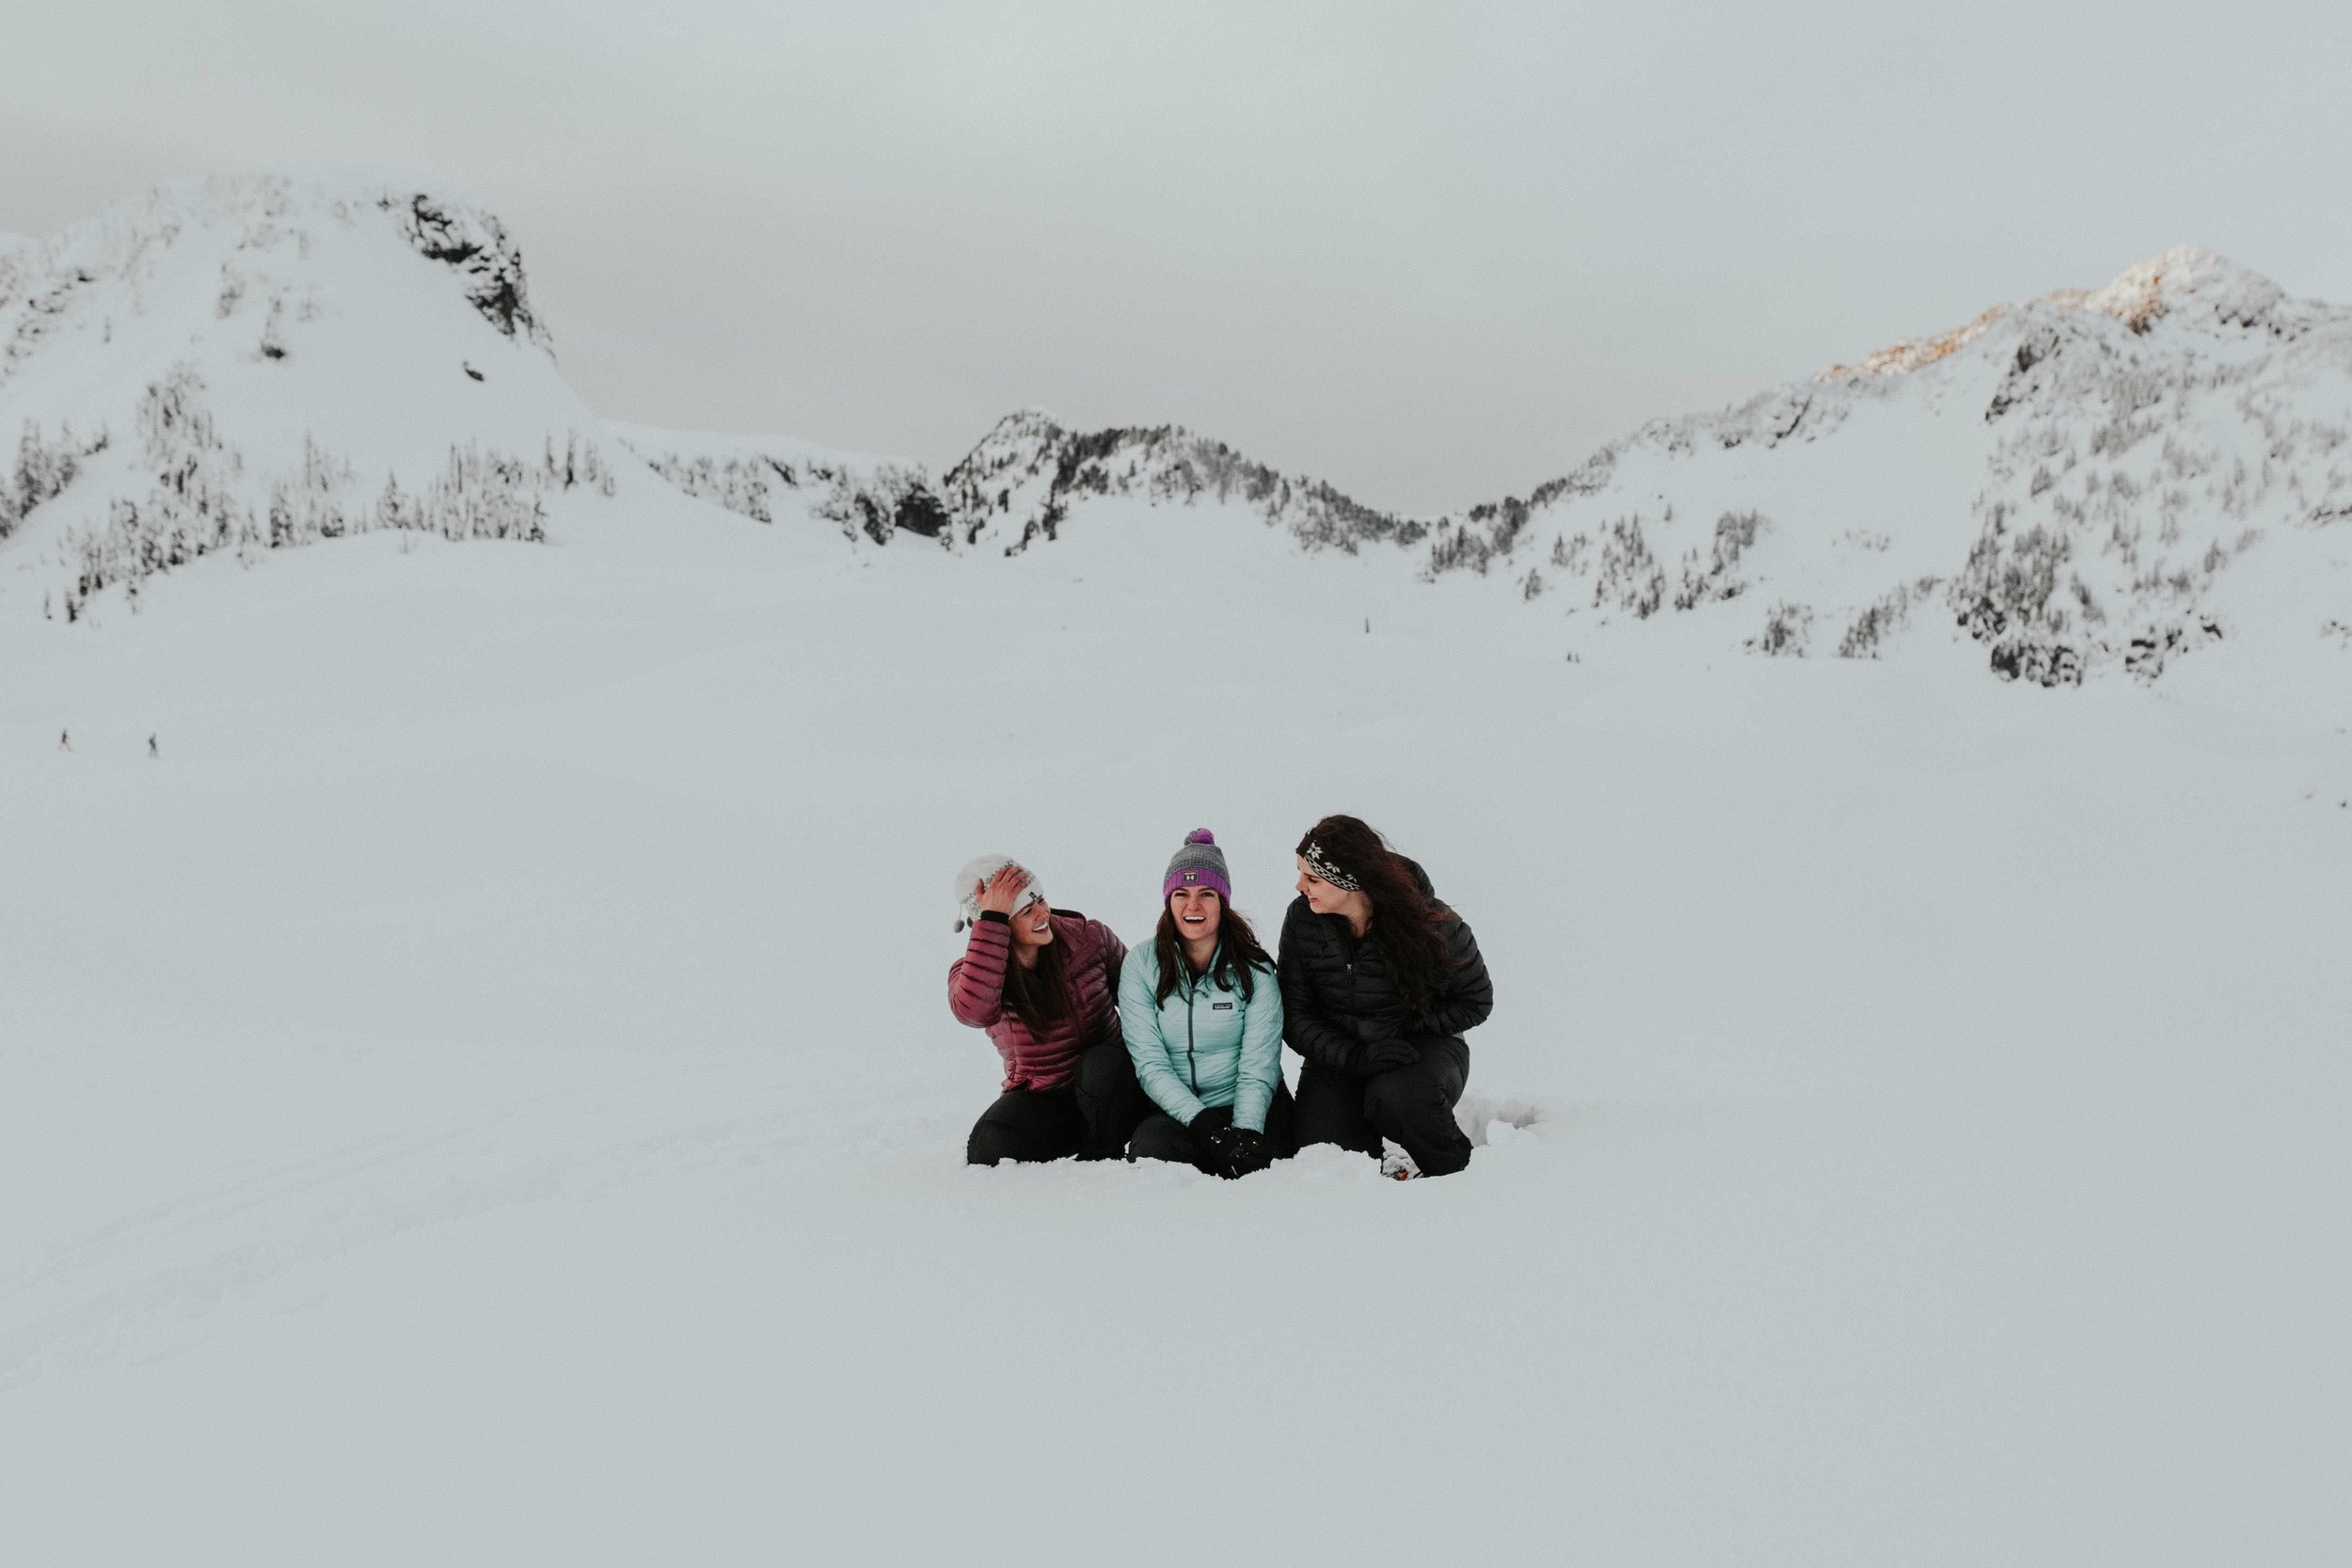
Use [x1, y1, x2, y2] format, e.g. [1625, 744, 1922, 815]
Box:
[6, 177, 2347, 687]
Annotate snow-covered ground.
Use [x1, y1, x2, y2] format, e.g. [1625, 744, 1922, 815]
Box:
[4, 485, 2348, 1564]
[5, 175, 2350, 1563]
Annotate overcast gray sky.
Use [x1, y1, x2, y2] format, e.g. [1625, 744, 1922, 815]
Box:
[8, 0, 2348, 513]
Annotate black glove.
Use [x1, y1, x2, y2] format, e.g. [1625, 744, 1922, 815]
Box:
[1359, 1037, 1420, 1074]
[1188, 1106, 1237, 1164]
[1218, 1126, 1274, 1180]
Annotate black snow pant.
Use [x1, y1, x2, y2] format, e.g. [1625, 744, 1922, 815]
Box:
[1293, 1036, 1473, 1177]
[966, 1037, 1147, 1165]
[1129, 1083, 1296, 1173]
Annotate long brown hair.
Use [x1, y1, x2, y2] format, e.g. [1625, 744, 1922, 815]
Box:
[1002, 914, 1078, 1036]
[1152, 897, 1272, 1006]
[1296, 815, 1454, 1014]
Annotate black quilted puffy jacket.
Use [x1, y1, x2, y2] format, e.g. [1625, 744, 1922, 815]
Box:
[1276, 859, 1494, 1076]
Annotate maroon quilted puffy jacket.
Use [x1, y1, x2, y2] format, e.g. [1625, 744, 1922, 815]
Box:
[949, 911, 1126, 1092]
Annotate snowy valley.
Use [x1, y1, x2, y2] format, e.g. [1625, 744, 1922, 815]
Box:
[2, 176, 2347, 1565]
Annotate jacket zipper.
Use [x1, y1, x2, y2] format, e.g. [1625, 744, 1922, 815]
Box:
[1184, 978, 1200, 1092]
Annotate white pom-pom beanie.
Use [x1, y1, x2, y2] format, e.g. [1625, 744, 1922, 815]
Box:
[952, 854, 1044, 931]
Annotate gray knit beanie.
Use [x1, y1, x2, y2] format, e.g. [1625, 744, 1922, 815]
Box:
[1161, 829, 1232, 902]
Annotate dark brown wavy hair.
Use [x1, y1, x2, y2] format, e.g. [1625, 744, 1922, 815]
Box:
[1003, 914, 1078, 1036]
[1152, 896, 1272, 1006]
[1295, 815, 1454, 1015]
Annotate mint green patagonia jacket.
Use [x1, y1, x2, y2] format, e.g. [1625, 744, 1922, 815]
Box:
[1118, 941, 1286, 1133]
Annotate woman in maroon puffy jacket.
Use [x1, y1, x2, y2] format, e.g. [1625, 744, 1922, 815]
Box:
[950, 857, 1143, 1164]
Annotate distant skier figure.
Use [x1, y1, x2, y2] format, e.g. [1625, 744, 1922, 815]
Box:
[58, 729, 71, 752]
[1120, 830, 1290, 1179]
[1280, 816, 1492, 1179]
[950, 857, 1143, 1165]
[147, 734, 158, 759]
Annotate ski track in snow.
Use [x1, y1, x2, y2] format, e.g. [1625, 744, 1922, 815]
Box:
[8, 1019, 1553, 1392]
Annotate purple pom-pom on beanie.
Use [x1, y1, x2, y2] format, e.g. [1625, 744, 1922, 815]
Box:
[1163, 828, 1232, 902]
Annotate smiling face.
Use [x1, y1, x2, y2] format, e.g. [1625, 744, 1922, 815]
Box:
[1295, 856, 1345, 914]
[1007, 896, 1055, 951]
[1295, 856, 1374, 929]
[1168, 885, 1223, 945]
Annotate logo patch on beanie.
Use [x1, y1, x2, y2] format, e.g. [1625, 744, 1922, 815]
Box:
[1183, 871, 1199, 882]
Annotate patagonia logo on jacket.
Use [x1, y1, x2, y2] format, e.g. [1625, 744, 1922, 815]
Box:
[1212, 1001, 1233, 1010]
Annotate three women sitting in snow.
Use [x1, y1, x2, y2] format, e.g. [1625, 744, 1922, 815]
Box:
[946, 816, 1492, 1180]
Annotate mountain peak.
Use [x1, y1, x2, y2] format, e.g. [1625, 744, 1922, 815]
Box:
[1820, 245, 2296, 379]
[2057, 244, 2282, 333]
[4, 174, 552, 359]
[974, 406, 1067, 445]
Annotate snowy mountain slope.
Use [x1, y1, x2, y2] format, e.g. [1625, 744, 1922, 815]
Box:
[612, 404, 1430, 560]
[930, 407, 1428, 558]
[608, 419, 946, 545]
[7, 176, 2348, 697]
[1435, 245, 2352, 687]
[0, 175, 657, 620]
[629, 245, 2352, 689]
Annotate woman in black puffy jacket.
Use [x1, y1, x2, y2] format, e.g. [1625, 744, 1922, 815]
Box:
[1279, 815, 1492, 1178]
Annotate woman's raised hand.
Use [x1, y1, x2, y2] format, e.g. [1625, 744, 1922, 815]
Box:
[975, 864, 1030, 916]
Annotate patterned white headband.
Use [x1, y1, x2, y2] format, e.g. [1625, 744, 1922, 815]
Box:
[1302, 840, 1362, 892]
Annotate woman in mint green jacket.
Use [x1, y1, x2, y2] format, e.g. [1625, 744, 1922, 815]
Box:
[1120, 830, 1291, 1179]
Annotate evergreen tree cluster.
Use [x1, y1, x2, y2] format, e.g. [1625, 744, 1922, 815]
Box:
[0, 420, 107, 541]
[57, 365, 606, 621]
